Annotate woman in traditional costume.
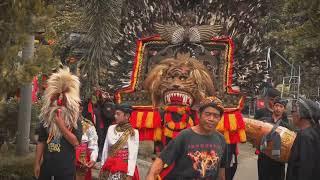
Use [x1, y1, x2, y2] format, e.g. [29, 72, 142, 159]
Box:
[76, 103, 99, 180]
[100, 104, 140, 180]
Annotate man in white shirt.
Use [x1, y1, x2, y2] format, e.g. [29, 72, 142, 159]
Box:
[100, 104, 140, 180]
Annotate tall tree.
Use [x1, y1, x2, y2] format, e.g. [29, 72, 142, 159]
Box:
[267, 0, 320, 96]
[48, 0, 83, 60]
[0, 0, 58, 155]
[0, 0, 58, 99]
[79, 0, 124, 98]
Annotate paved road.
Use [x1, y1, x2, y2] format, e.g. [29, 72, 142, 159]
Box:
[234, 143, 258, 180]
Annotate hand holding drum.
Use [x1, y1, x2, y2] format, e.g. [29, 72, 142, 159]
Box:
[244, 118, 296, 162]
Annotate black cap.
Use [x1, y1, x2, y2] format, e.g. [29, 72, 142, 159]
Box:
[104, 102, 115, 109]
[115, 103, 133, 114]
[274, 97, 288, 106]
[296, 97, 320, 125]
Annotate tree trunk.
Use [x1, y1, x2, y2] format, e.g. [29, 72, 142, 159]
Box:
[16, 35, 34, 156]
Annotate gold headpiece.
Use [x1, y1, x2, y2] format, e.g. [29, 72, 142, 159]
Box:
[199, 96, 224, 112]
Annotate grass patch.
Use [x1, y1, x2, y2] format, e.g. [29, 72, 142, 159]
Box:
[0, 147, 35, 180]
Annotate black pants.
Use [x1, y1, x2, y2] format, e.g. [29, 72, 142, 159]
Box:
[38, 173, 74, 180]
[225, 144, 238, 180]
[226, 164, 237, 180]
[258, 154, 285, 180]
[38, 166, 75, 180]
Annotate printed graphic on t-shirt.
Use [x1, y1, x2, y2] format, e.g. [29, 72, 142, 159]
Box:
[48, 138, 61, 152]
[188, 150, 220, 177]
[187, 144, 222, 177]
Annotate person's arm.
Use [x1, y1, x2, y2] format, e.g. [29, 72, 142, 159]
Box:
[34, 142, 44, 178]
[55, 111, 82, 146]
[218, 168, 225, 180]
[127, 130, 139, 177]
[101, 126, 110, 166]
[34, 123, 47, 178]
[146, 130, 186, 179]
[87, 125, 99, 168]
[146, 157, 165, 180]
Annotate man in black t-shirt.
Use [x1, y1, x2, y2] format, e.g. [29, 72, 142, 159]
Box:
[33, 68, 83, 180]
[34, 115, 82, 180]
[146, 96, 227, 180]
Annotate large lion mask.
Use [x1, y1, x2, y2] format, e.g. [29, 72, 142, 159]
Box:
[144, 53, 215, 107]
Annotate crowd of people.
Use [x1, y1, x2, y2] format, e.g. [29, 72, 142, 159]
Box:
[253, 88, 320, 180]
[34, 88, 139, 180]
[33, 69, 320, 180]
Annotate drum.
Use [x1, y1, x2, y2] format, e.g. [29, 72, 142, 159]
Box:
[244, 118, 296, 162]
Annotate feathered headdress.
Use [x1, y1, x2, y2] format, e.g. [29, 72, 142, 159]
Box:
[39, 68, 81, 139]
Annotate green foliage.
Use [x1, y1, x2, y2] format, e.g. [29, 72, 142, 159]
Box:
[273, 0, 320, 61]
[0, 99, 42, 140]
[79, 0, 124, 98]
[48, 0, 84, 59]
[0, 0, 59, 98]
[49, 1, 82, 36]
[267, 0, 320, 95]
[1, 45, 60, 95]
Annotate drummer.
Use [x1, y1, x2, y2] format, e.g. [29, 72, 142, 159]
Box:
[254, 96, 291, 180]
[254, 87, 280, 120]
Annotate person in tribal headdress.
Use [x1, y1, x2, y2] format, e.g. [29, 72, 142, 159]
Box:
[34, 68, 83, 180]
[100, 104, 140, 180]
[76, 103, 99, 180]
[286, 97, 320, 180]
